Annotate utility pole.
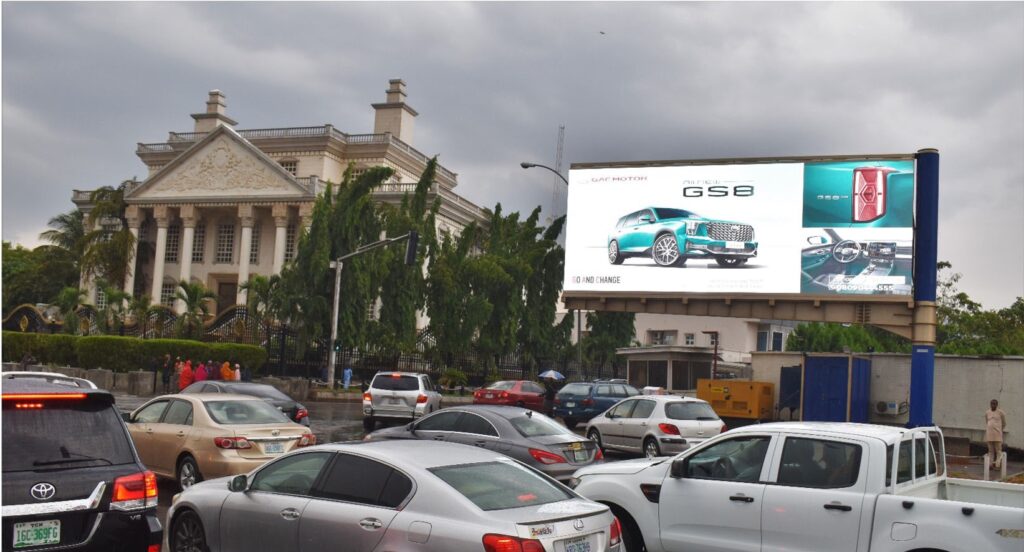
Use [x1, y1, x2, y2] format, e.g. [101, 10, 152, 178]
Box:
[703, 330, 720, 380]
[326, 231, 418, 388]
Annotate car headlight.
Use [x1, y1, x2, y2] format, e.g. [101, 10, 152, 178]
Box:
[564, 476, 582, 490]
[685, 222, 698, 236]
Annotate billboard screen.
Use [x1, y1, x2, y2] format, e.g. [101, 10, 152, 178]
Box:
[564, 158, 915, 297]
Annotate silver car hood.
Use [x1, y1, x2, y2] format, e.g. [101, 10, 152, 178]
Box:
[573, 457, 666, 477]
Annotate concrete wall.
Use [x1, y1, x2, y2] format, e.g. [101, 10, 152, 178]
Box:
[750, 352, 1024, 449]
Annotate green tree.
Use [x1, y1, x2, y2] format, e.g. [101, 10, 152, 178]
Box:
[582, 311, 636, 378]
[935, 262, 1024, 354]
[174, 280, 216, 339]
[127, 294, 160, 338]
[80, 182, 138, 289]
[2, 242, 79, 313]
[39, 210, 87, 260]
[95, 281, 130, 335]
[240, 274, 282, 350]
[786, 322, 910, 353]
[54, 287, 87, 335]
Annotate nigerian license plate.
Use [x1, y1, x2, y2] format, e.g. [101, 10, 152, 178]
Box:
[14, 520, 60, 548]
[726, 241, 745, 250]
[263, 442, 285, 454]
[485, 394, 494, 399]
[560, 534, 593, 552]
[571, 450, 589, 462]
[565, 402, 576, 408]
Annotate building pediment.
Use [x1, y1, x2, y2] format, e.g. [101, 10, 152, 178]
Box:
[128, 126, 310, 201]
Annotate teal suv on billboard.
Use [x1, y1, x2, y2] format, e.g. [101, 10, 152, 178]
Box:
[608, 207, 757, 267]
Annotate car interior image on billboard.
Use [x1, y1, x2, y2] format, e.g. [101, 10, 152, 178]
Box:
[564, 158, 915, 297]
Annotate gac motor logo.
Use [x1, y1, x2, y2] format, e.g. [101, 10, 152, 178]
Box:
[682, 184, 754, 197]
[589, 175, 648, 183]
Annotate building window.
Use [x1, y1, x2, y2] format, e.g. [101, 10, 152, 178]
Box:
[757, 331, 769, 352]
[165, 224, 181, 263]
[160, 283, 176, 307]
[95, 289, 107, 310]
[647, 330, 677, 346]
[684, 333, 695, 346]
[216, 224, 235, 263]
[279, 160, 297, 176]
[772, 331, 784, 352]
[249, 223, 261, 265]
[284, 223, 297, 261]
[192, 225, 206, 263]
[709, 333, 718, 347]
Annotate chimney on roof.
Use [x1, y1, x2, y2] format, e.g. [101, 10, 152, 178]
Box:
[192, 89, 238, 133]
[372, 79, 418, 143]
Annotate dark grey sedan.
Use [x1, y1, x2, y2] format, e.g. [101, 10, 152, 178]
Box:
[365, 405, 603, 480]
[181, 381, 310, 426]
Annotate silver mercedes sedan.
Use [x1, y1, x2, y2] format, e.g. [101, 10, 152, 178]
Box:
[165, 440, 622, 552]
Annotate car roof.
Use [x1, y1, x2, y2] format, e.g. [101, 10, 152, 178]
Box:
[445, 404, 536, 418]
[373, 371, 424, 377]
[316, 440, 510, 470]
[154, 392, 270, 403]
[633, 394, 708, 403]
[2, 371, 98, 389]
[727, 421, 925, 444]
[2, 379, 113, 403]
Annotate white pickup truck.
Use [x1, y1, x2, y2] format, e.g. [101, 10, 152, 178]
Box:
[570, 422, 1023, 552]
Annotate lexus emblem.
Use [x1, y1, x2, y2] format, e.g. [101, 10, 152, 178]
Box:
[31, 483, 55, 501]
[573, 519, 585, 531]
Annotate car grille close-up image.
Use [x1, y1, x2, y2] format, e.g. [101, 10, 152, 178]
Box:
[706, 223, 754, 242]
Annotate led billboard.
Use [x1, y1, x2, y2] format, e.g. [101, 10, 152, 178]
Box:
[564, 158, 915, 297]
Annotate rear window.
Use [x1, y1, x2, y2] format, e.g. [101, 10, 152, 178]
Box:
[558, 383, 592, 396]
[510, 414, 574, 438]
[486, 381, 515, 391]
[430, 460, 573, 511]
[2, 400, 135, 472]
[371, 375, 420, 392]
[665, 402, 720, 421]
[226, 384, 289, 400]
[205, 400, 291, 425]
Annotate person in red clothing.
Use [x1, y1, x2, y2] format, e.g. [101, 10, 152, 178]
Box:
[178, 360, 195, 391]
[195, 361, 208, 382]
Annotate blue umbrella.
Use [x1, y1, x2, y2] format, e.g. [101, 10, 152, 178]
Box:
[538, 370, 565, 380]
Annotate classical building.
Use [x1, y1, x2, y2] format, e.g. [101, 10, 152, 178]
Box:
[72, 80, 487, 314]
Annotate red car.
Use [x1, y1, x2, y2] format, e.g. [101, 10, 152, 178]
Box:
[472, 380, 546, 411]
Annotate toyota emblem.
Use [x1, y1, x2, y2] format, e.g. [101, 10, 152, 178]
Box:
[573, 519, 585, 531]
[31, 482, 55, 501]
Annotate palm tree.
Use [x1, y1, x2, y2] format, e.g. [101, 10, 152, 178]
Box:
[39, 210, 87, 259]
[80, 181, 137, 289]
[174, 280, 216, 340]
[240, 274, 282, 348]
[95, 281, 130, 335]
[55, 287, 86, 335]
[127, 294, 158, 338]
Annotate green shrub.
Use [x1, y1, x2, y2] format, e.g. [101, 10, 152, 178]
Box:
[75, 336, 145, 372]
[2, 332, 80, 366]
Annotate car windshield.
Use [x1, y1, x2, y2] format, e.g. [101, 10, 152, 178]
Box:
[430, 460, 573, 511]
[510, 414, 574, 438]
[665, 401, 720, 421]
[225, 384, 289, 401]
[486, 381, 515, 391]
[371, 375, 420, 391]
[205, 400, 291, 425]
[558, 383, 592, 396]
[2, 400, 134, 472]
[655, 208, 699, 220]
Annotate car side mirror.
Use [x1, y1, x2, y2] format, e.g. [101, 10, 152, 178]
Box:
[807, 235, 828, 245]
[638, 214, 653, 224]
[407, 422, 416, 434]
[605, 412, 615, 419]
[228, 474, 248, 492]
[670, 457, 688, 479]
[122, 412, 134, 423]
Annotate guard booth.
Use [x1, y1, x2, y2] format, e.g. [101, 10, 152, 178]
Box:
[800, 354, 871, 423]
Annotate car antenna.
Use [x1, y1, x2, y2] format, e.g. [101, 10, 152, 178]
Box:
[526, 410, 533, 418]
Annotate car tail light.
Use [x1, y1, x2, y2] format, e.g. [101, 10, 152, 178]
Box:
[609, 517, 622, 547]
[482, 534, 544, 552]
[148, 545, 161, 552]
[416, 394, 428, 404]
[111, 471, 158, 511]
[214, 437, 252, 449]
[582, 399, 593, 407]
[528, 448, 567, 465]
[298, 433, 316, 447]
[3, 393, 87, 401]
[295, 408, 309, 421]
[554, 398, 561, 406]
[14, 402, 44, 409]
[658, 423, 680, 435]
[721, 423, 728, 433]
[595, 448, 604, 460]
[499, 391, 509, 399]
[363, 392, 372, 402]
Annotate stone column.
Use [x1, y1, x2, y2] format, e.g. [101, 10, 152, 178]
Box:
[236, 205, 254, 305]
[150, 206, 170, 305]
[177, 205, 198, 313]
[271, 204, 289, 275]
[298, 202, 314, 231]
[123, 206, 142, 298]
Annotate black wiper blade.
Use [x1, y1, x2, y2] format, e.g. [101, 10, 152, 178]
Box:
[34, 456, 112, 466]
[696, 417, 718, 420]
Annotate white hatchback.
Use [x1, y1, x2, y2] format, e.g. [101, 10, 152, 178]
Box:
[362, 371, 442, 430]
[585, 395, 726, 458]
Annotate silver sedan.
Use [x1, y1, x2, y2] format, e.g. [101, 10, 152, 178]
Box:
[166, 440, 622, 552]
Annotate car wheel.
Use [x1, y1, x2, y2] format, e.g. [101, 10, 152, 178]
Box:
[587, 428, 603, 451]
[652, 234, 683, 267]
[564, 418, 578, 430]
[643, 437, 661, 459]
[177, 455, 203, 490]
[715, 257, 747, 267]
[362, 416, 376, 432]
[608, 240, 624, 265]
[171, 509, 209, 552]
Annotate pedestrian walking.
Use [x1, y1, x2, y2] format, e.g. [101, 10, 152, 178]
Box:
[220, 361, 233, 382]
[542, 377, 557, 416]
[19, 352, 37, 370]
[232, 363, 242, 381]
[178, 360, 194, 392]
[343, 366, 353, 390]
[195, 361, 208, 382]
[206, 360, 218, 380]
[986, 399, 1007, 470]
[160, 354, 172, 393]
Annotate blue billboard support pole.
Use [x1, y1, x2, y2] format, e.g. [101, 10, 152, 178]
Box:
[909, 148, 939, 428]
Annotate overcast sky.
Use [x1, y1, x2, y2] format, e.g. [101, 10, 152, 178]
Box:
[3, 2, 1022, 308]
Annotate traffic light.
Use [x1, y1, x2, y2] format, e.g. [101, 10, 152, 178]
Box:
[405, 231, 419, 266]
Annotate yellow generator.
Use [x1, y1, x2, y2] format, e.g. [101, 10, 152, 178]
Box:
[696, 379, 774, 420]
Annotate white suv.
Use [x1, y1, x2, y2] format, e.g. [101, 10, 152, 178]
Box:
[362, 372, 442, 430]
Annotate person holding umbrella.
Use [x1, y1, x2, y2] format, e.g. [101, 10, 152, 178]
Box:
[539, 370, 564, 416]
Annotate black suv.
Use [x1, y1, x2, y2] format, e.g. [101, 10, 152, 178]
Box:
[2, 380, 162, 552]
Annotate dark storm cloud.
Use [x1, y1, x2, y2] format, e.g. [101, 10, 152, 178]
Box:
[3, 2, 1022, 307]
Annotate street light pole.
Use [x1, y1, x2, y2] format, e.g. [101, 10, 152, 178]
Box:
[521, 161, 579, 374]
[702, 330, 720, 380]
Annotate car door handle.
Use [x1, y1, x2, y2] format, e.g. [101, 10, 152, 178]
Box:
[823, 503, 852, 512]
[473, 441, 487, 447]
[280, 508, 301, 520]
[359, 518, 383, 531]
[176, 431, 186, 437]
[432, 436, 445, 441]
[145, 428, 154, 434]
[729, 495, 754, 503]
